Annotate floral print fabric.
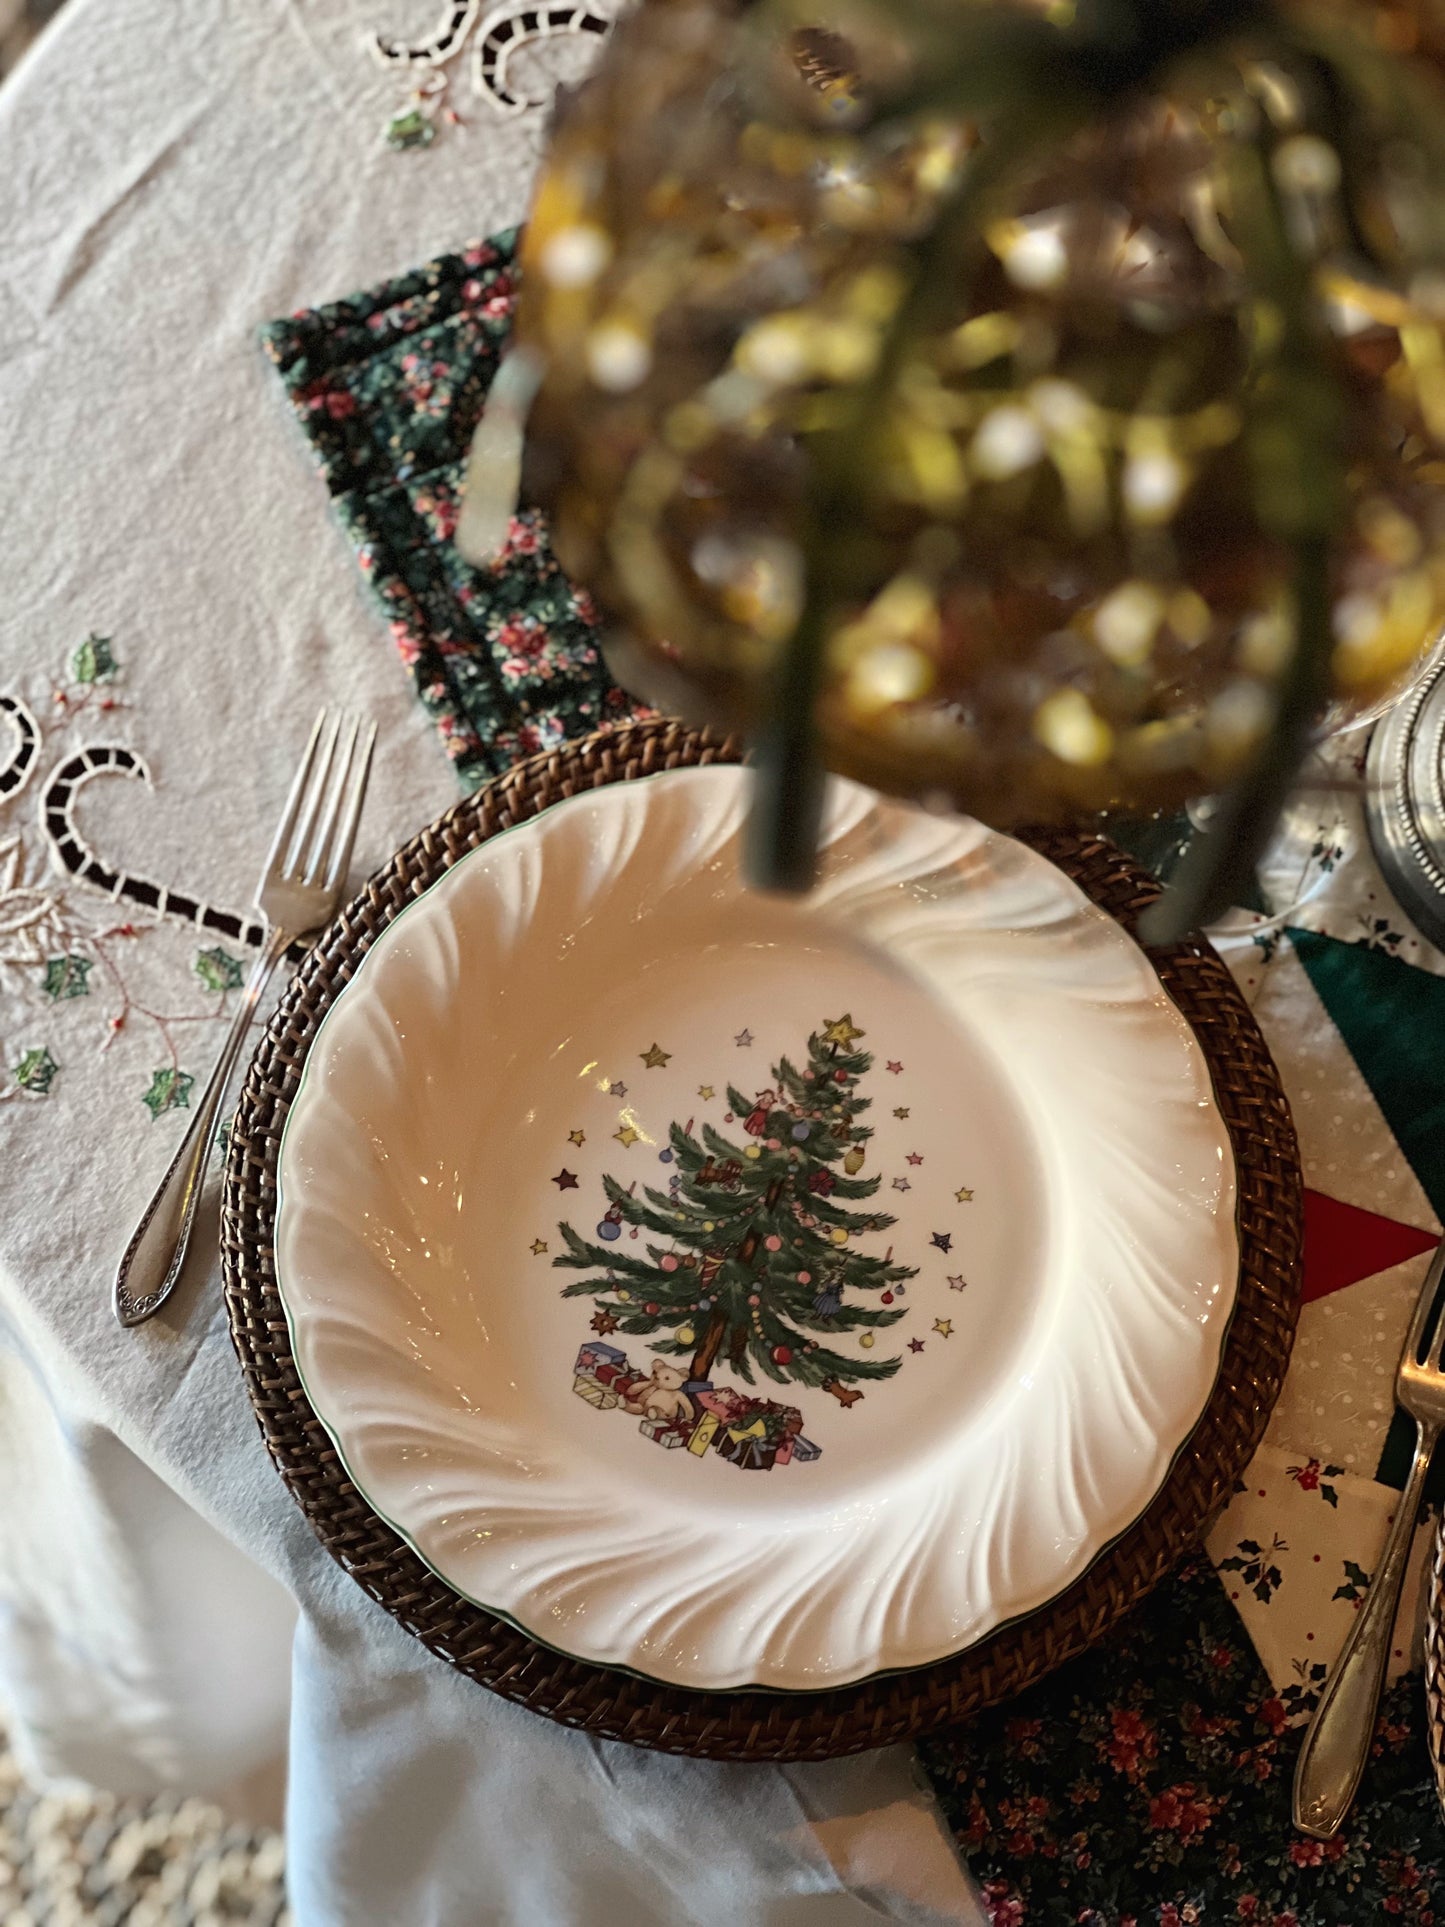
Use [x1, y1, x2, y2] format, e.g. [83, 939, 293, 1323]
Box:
[920, 1554, 1443, 1925]
[262, 231, 643, 790]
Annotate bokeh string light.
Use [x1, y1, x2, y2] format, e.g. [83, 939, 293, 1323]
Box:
[466, 0, 1445, 931]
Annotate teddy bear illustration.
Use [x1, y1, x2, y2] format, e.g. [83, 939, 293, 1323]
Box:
[622, 1358, 694, 1424]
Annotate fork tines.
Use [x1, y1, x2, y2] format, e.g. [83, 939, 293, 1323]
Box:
[263, 709, 376, 893]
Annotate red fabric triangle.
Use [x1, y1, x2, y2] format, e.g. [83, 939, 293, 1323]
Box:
[1301, 1188, 1440, 1304]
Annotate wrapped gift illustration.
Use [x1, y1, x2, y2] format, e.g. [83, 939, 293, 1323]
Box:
[576, 1341, 627, 1380]
[570, 1317, 826, 1465]
[573, 1374, 619, 1410]
[574, 1341, 630, 1408]
[696, 1387, 753, 1425]
[712, 1397, 810, 1470]
[639, 1413, 693, 1449]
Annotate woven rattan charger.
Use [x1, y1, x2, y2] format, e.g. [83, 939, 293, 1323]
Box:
[221, 718, 1303, 1761]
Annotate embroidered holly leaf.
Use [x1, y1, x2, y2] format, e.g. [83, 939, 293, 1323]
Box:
[71, 633, 118, 684]
[1321, 1483, 1339, 1507]
[42, 953, 92, 1001]
[194, 946, 244, 992]
[13, 1046, 58, 1094]
[384, 107, 436, 151]
[142, 1067, 194, 1119]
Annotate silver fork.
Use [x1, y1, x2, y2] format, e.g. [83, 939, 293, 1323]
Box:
[1293, 1236, 1445, 1836]
[113, 710, 376, 1328]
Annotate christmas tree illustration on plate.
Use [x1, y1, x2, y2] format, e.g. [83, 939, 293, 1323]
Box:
[556, 1016, 917, 1471]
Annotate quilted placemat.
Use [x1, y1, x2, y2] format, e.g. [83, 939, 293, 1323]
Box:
[265, 240, 1445, 1923]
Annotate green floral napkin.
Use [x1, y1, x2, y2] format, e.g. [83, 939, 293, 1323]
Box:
[262, 230, 642, 791]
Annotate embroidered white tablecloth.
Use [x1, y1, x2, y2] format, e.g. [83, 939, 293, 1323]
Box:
[0, 3, 979, 1921]
[3, 0, 1445, 1920]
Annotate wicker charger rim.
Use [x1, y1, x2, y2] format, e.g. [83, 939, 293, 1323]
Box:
[221, 718, 1302, 1761]
[1423, 1507, 1445, 1817]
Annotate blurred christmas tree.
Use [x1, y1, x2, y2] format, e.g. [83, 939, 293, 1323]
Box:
[554, 1016, 916, 1391]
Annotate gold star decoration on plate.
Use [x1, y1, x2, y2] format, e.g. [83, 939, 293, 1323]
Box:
[697, 1084, 715, 1100]
[568, 1128, 586, 1146]
[640, 1043, 671, 1069]
[613, 1124, 640, 1148]
[531, 1239, 548, 1255]
[822, 1014, 864, 1047]
[933, 1318, 953, 1338]
[955, 1186, 974, 1202]
[893, 1107, 910, 1119]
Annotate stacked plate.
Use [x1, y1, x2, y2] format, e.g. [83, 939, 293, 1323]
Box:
[1365, 648, 1445, 956]
[225, 723, 1300, 1750]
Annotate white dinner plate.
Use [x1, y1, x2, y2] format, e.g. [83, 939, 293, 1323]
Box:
[275, 767, 1237, 1691]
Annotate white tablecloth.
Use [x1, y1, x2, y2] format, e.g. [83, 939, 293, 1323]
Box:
[0, 1, 980, 1919]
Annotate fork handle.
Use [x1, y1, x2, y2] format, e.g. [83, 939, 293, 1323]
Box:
[1293, 1420, 1437, 1837]
[113, 929, 291, 1327]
